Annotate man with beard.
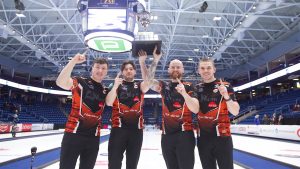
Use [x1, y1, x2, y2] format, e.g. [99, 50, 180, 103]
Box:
[196, 57, 239, 169]
[56, 52, 109, 169]
[139, 50, 199, 169]
[105, 52, 155, 169]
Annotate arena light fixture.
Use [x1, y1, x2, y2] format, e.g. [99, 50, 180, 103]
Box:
[213, 16, 222, 21]
[0, 78, 163, 97]
[234, 63, 300, 91]
[144, 94, 161, 98]
[199, 1, 208, 13]
[250, 77, 267, 86]
[286, 62, 300, 73]
[266, 69, 287, 81]
[14, 0, 26, 17]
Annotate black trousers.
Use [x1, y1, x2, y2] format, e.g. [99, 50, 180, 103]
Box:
[59, 132, 100, 169]
[161, 131, 195, 169]
[197, 135, 233, 169]
[108, 127, 143, 169]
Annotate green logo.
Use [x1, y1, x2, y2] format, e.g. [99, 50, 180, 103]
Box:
[94, 39, 125, 52]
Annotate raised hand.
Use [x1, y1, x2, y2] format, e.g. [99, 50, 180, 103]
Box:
[217, 78, 230, 99]
[56, 50, 88, 90]
[113, 72, 123, 89]
[175, 78, 187, 95]
[71, 50, 87, 64]
[153, 46, 162, 62]
[138, 50, 147, 63]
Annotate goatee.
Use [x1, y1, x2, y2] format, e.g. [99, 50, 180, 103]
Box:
[170, 72, 182, 80]
[124, 77, 134, 82]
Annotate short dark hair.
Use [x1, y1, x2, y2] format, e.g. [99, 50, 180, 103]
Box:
[199, 57, 215, 67]
[92, 58, 109, 67]
[121, 60, 136, 71]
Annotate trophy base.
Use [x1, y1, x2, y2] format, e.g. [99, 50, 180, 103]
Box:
[131, 40, 162, 57]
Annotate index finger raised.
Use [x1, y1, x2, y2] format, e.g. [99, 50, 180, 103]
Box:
[153, 46, 157, 54]
[116, 72, 122, 78]
[82, 48, 89, 56]
[176, 78, 182, 84]
[219, 78, 224, 85]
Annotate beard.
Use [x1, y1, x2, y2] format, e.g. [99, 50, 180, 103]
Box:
[124, 75, 134, 82]
[169, 71, 182, 80]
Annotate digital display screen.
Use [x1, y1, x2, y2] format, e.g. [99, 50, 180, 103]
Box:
[87, 8, 127, 30]
[88, 0, 128, 8]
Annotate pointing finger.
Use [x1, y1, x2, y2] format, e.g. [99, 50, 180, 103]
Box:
[153, 46, 157, 54]
[176, 78, 182, 84]
[219, 78, 224, 85]
[116, 72, 122, 78]
[82, 48, 89, 56]
[138, 50, 143, 56]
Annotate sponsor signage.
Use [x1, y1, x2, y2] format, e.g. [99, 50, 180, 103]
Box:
[231, 125, 300, 141]
[0, 124, 11, 133]
[22, 123, 32, 132]
[86, 36, 132, 53]
[0, 123, 54, 133]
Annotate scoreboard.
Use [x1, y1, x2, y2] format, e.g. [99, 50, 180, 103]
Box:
[88, 0, 128, 8]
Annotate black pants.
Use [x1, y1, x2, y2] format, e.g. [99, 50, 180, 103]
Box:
[108, 128, 143, 169]
[59, 132, 100, 169]
[197, 135, 233, 169]
[161, 131, 195, 169]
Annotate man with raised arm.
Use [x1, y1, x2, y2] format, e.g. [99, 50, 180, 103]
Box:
[196, 57, 240, 169]
[56, 52, 109, 169]
[105, 55, 150, 169]
[139, 48, 199, 169]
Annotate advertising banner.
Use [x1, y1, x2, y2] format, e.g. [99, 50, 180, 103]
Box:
[21, 123, 32, 132]
[231, 125, 300, 141]
[0, 123, 11, 133]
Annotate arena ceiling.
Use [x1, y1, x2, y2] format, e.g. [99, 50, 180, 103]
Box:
[0, 0, 300, 82]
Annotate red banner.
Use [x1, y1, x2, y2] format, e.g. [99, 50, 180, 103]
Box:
[22, 123, 32, 132]
[0, 124, 11, 133]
